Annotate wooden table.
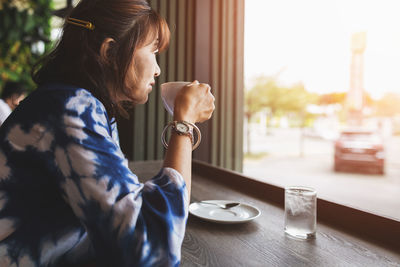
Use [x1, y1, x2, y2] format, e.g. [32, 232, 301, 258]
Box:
[129, 160, 400, 266]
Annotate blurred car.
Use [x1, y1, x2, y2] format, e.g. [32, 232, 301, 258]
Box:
[334, 129, 385, 174]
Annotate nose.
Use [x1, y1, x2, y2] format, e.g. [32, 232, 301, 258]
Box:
[154, 63, 161, 77]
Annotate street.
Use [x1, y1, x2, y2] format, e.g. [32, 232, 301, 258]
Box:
[243, 126, 400, 220]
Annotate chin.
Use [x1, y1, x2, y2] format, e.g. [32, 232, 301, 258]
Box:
[138, 95, 149, 104]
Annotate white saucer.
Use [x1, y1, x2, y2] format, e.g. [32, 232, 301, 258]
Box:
[189, 200, 261, 224]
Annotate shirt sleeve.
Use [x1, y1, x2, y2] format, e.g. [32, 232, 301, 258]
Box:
[0, 100, 12, 126]
[54, 90, 189, 267]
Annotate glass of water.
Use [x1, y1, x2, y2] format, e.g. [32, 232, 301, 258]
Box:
[284, 186, 317, 240]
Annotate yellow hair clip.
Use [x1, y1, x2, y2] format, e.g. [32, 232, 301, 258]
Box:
[66, 17, 95, 30]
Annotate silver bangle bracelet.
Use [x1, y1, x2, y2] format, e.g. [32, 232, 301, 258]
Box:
[161, 121, 202, 151]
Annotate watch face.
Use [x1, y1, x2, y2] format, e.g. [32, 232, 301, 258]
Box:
[176, 122, 189, 133]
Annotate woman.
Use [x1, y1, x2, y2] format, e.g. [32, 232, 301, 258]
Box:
[0, 0, 214, 266]
[0, 81, 26, 126]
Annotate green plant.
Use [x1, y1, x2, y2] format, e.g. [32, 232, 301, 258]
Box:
[0, 0, 53, 92]
[244, 152, 269, 161]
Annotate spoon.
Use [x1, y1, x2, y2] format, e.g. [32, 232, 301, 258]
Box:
[199, 201, 240, 209]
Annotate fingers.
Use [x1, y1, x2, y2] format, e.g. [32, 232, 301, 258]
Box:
[205, 84, 211, 94]
[188, 80, 199, 87]
[190, 89, 214, 123]
[191, 82, 210, 90]
[176, 80, 215, 123]
[203, 92, 215, 121]
[198, 106, 214, 123]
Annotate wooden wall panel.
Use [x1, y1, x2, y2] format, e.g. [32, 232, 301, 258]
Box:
[233, 0, 245, 170]
[118, 0, 244, 172]
[197, 0, 244, 171]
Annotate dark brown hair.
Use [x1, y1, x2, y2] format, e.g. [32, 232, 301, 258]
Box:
[2, 81, 26, 100]
[32, 0, 169, 118]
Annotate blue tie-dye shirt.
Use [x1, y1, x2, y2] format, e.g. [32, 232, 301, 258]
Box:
[0, 83, 189, 267]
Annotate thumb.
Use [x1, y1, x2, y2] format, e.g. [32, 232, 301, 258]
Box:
[189, 80, 200, 86]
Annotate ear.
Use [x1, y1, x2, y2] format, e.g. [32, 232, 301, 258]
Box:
[100, 37, 115, 62]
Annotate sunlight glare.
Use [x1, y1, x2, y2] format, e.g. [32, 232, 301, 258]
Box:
[245, 0, 400, 99]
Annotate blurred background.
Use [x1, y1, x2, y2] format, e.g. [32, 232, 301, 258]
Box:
[0, 0, 78, 91]
[243, 0, 400, 220]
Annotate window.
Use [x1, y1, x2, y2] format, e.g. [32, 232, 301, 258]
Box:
[243, 0, 400, 220]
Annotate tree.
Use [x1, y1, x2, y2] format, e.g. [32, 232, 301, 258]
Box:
[244, 81, 266, 154]
[318, 92, 347, 105]
[244, 76, 279, 153]
[0, 0, 53, 91]
[245, 76, 318, 154]
[374, 93, 400, 116]
[249, 77, 285, 131]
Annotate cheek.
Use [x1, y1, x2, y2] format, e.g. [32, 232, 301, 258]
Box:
[133, 53, 145, 71]
[139, 55, 155, 75]
[130, 52, 155, 87]
[125, 59, 140, 86]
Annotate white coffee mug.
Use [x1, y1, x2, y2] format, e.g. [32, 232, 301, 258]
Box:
[160, 81, 191, 115]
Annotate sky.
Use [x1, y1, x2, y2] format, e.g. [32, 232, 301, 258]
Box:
[244, 0, 400, 99]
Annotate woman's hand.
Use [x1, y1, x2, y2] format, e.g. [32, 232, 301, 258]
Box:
[173, 80, 215, 123]
[165, 80, 215, 197]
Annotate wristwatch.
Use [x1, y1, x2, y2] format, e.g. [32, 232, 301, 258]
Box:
[172, 121, 194, 145]
[161, 120, 202, 150]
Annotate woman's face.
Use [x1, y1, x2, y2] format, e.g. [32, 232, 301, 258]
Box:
[125, 38, 161, 104]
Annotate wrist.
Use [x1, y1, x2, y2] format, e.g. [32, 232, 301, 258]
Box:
[161, 121, 202, 151]
[173, 121, 194, 145]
